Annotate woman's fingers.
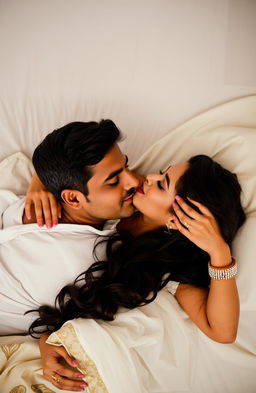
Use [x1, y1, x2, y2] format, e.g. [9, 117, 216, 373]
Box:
[172, 214, 192, 240]
[174, 195, 202, 221]
[41, 195, 60, 227]
[187, 196, 213, 217]
[24, 198, 32, 220]
[44, 372, 88, 391]
[172, 201, 194, 229]
[33, 199, 45, 227]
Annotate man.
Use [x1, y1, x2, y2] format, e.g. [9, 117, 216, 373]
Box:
[24, 119, 142, 228]
[0, 120, 143, 390]
[0, 120, 143, 333]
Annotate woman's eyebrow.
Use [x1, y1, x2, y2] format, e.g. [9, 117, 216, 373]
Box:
[165, 172, 170, 188]
[162, 165, 171, 189]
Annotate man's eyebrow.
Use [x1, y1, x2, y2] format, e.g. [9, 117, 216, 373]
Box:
[104, 156, 128, 183]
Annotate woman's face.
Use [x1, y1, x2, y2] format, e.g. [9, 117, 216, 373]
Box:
[133, 162, 188, 226]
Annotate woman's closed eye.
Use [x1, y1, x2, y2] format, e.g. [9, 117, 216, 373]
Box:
[157, 170, 165, 190]
[157, 180, 164, 190]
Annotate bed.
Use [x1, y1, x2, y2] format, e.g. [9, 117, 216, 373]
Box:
[0, 95, 256, 393]
[0, 1, 256, 392]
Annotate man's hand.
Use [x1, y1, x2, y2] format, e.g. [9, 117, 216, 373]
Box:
[39, 334, 88, 391]
[24, 173, 61, 228]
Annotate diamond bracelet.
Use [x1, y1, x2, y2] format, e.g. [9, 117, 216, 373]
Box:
[208, 257, 237, 280]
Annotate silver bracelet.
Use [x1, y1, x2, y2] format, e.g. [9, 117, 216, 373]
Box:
[208, 257, 237, 280]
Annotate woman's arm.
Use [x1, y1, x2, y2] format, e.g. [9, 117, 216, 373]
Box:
[172, 196, 239, 343]
[23, 173, 61, 227]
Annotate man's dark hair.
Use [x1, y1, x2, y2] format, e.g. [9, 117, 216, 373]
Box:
[32, 120, 121, 201]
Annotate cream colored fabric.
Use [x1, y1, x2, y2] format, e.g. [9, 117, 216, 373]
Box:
[0, 96, 256, 392]
[1, 1, 256, 164]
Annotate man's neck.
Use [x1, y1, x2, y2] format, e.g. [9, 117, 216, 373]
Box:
[60, 206, 105, 229]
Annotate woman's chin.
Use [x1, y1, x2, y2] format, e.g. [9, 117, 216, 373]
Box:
[132, 193, 142, 210]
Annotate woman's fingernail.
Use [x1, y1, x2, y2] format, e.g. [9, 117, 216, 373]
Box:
[53, 220, 58, 226]
[80, 383, 88, 388]
[175, 195, 181, 200]
[46, 222, 52, 228]
[78, 374, 85, 378]
[38, 221, 43, 227]
[172, 202, 177, 208]
[72, 360, 79, 366]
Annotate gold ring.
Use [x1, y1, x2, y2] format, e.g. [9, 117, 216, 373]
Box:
[183, 221, 190, 229]
[51, 374, 62, 384]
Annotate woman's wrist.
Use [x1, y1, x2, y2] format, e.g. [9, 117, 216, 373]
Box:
[209, 244, 232, 267]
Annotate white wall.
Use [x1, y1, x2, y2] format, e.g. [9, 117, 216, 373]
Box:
[0, 0, 255, 162]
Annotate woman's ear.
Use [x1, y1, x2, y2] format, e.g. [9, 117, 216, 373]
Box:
[61, 190, 86, 209]
[166, 216, 178, 231]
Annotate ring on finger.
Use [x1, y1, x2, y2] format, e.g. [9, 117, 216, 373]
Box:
[183, 221, 190, 229]
[51, 374, 62, 384]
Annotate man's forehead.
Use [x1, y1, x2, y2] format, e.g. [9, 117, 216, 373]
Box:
[89, 144, 127, 180]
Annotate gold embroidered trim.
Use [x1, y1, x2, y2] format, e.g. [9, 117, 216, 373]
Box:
[1, 343, 21, 360]
[31, 384, 56, 392]
[47, 322, 108, 393]
[9, 386, 26, 393]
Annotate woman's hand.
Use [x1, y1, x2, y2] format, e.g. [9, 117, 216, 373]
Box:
[24, 173, 61, 228]
[172, 195, 230, 258]
[39, 334, 88, 391]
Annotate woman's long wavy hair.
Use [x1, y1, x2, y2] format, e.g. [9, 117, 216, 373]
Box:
[28, 155, 245, 336]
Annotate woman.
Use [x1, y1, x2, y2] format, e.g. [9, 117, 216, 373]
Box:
[26, 155, 245, 391]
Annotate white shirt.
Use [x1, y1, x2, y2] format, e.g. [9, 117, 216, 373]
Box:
[0, 191, 117, 335]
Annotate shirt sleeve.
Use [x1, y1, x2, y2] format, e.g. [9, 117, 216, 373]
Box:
[165, 280, 179, 295]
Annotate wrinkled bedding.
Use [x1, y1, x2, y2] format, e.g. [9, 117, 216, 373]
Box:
[0, 96, 256, 393]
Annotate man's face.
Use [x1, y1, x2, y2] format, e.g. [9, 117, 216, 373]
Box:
[84, 144, 140, 220]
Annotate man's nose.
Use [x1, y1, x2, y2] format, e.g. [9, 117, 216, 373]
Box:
[124, 169, 140, 189]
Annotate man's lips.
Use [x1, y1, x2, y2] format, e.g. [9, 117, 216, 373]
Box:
[123, 193, 135, 203]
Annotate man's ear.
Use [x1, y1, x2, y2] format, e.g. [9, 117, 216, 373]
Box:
[61, 190, 87, 209]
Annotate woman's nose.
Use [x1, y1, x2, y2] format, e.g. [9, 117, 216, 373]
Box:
[146, 173, 163, 185]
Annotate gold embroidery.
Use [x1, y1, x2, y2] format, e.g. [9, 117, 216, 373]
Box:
[1, 343, 21, 360]
[31, 384, 56, 393]
[9, 386, 26, 393]
[47, 322, 108, 393]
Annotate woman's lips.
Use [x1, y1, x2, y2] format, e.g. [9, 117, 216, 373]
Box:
[136, 186, 145, 194]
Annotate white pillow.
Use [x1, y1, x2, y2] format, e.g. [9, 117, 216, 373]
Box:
[133, 96, 256, 217]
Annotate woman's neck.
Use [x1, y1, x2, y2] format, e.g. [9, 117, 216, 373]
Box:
[117, 211, 161, 237]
